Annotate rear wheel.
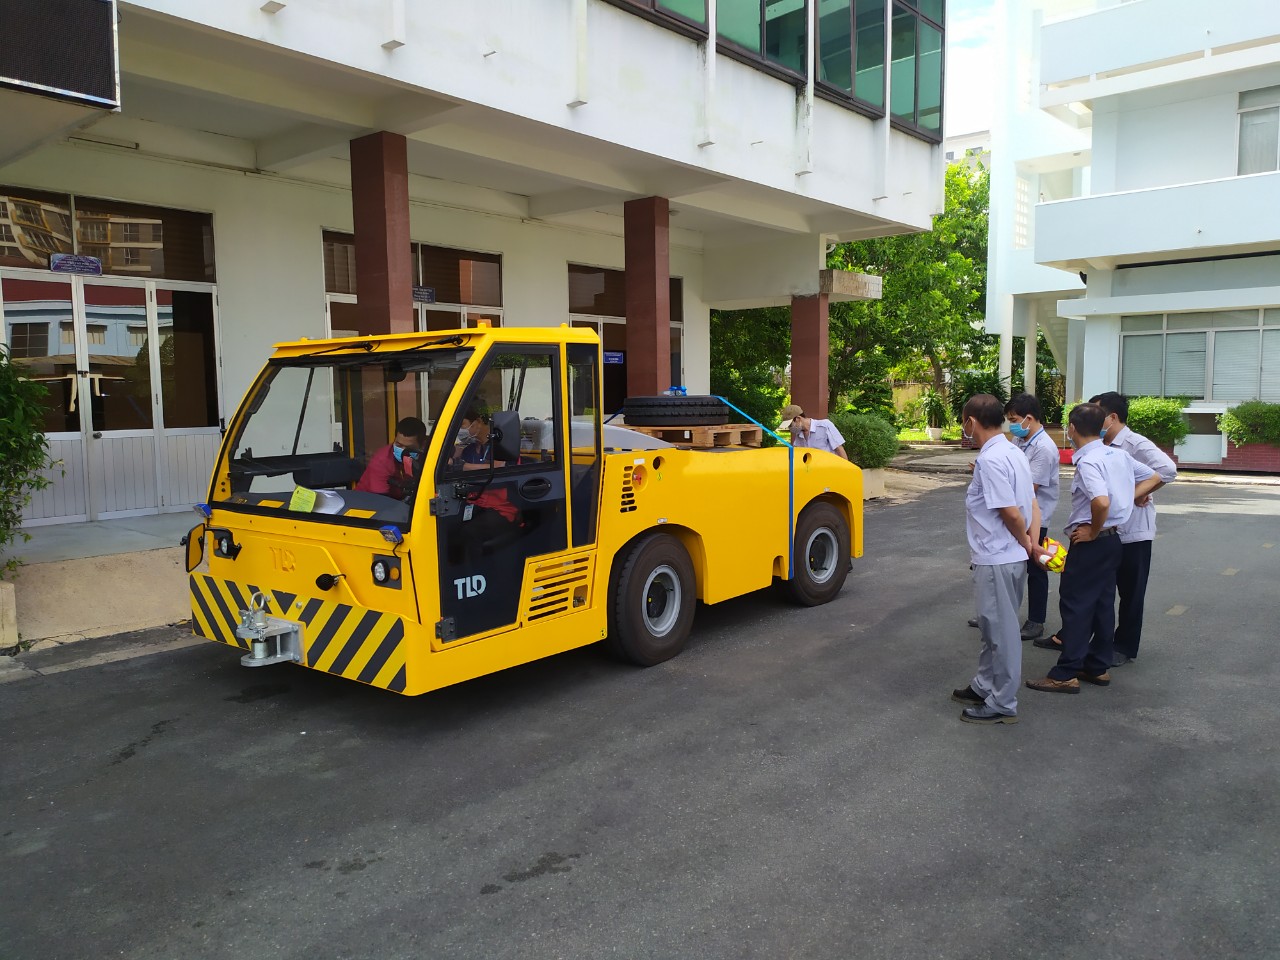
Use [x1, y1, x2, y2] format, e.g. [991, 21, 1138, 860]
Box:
[783, 502, 851, 606]
[606, 533, 697, 666]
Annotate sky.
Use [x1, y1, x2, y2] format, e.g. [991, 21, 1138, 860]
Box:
[944, 0, 997, 137]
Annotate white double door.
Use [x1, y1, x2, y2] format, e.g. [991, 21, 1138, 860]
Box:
[0, 269, 223, 524]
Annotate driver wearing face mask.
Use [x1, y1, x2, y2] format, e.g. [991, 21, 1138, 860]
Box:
[356, 416, 427, 500]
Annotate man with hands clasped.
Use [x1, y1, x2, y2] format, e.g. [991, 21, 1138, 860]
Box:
[1025, 403, 1162, 695]
[951, 394, 1041, 725]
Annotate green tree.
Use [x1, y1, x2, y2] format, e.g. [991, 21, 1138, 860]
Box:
[708, 306, 790, 429]
[828, 162, 989, 403]
[0, 347, 55, 577]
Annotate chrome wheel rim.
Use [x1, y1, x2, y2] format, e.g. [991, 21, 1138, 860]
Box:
[805, 527, 839, 585]
[643, 564, 681, 636]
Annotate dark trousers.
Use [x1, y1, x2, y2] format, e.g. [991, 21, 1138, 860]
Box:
[1025, 526, 1049, 624]
[1114, 539, 1153, 659]
[1049, 533, 1122, 680]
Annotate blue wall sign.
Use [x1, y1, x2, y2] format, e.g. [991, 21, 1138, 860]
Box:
[412, 286, 436, 303]
[603, 351, 625, 365]
[50, 254, 103, 276]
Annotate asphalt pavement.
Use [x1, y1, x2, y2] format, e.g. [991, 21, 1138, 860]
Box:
[2, 477, 1279, 960]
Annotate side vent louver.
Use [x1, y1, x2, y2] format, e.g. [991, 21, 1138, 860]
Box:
[621, 465, 637, 513]
[524, 554, 593, 623]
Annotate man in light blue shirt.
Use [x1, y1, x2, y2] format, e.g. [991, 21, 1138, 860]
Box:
[1005, 393, 1061, 640]
[952, 394, 1039, 724]
[1092, 392, 1178, 667]
[1027, 403, 1162, 695]
[778, 405, 848, 460]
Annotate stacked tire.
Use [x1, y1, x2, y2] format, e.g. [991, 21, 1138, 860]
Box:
[623, 395, 730, 426]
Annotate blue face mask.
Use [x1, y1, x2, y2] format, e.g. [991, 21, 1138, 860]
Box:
[1066, 433, 1076, 450]
[1008, 420, 1030, 439]
[392, 442, 405, 460]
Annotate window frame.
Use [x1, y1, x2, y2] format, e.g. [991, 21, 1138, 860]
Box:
[814, 0, 889, 120]
[1118, 309, 1279, 402]
[716, 0, 811, 86]
[887, 0, 944, 143]
[1236, 87, 1280, 177]
[600, 0, 709, 41]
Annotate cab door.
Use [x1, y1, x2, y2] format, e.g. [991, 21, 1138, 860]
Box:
[433, 345, 568, 642]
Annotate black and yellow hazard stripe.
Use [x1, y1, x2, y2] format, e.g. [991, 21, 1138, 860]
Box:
[189, 575, 408, 692]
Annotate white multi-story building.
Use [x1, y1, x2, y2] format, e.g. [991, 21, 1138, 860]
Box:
[990, 0, 1280, 469]
[1, 0, 947, 524]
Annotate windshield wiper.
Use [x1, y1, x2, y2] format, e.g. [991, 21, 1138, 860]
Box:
[400, 334, 469, 353]
[294, 341, 376, 359]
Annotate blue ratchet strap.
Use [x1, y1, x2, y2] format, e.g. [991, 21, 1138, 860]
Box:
[713, 396, 796, 582]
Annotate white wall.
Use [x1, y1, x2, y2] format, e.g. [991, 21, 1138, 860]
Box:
[1108, 94, 1238, 190]
[2, 140, 712, 409]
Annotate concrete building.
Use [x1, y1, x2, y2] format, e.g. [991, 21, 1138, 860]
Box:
[1, 0, 947, 525]
[990, 0, 1280, 468]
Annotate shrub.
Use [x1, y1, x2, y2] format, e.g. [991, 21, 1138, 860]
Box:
[1125, 396, 1189, 448]
[829, 411, 900, 469]
[948, 369, 1010, 421]
[0, 346, 55, 578]
[919, 388, 950, 428]
[1218, 401, 1280, 447]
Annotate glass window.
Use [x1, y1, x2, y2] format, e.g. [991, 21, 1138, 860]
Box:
[1238, 108, 1279, 175]
[1167, 313, 1210, 331]
[420, 245, 503, 307]
[817, 0, 853, 93]
[1121, 314, 1162, 332]
[765, 0, 808, 73]
[1264, 309, 1280, 327]
[568, 341, 601, 547]
[1121, 335, 1163, 397]
[82, 283, 152, 431]
[917, 20, 942, 132]
[158, 289, 220, 429]
[569, 264, 628, 317]
[1212, 330, 1260, 402]
[854, 0, 886, 108]
[719, 0, 764, 53]
[889, 5, 916, 122]
[1, 277, 77, 432]
[658, 0, 706, 23]
[323, 230, 357, 295]
[74, 197, 215, 282]
[0, 186, 72, 269]
[1164, 332, 1207, 398]
[1261, 330, 1280, 401]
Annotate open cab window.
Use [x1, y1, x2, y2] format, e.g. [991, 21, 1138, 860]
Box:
[213, 347, 474, 529]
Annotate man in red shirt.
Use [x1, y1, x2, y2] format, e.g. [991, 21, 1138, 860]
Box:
[356, 416, 427, 500]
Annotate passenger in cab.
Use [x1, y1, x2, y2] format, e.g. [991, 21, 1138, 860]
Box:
[356, 416, 427, 500]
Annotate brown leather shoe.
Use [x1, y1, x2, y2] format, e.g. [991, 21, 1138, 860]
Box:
[1077, 671, 1111, 686]
[1025, 676, 1080, 694]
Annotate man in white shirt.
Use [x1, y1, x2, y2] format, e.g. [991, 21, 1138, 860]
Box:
[951, 394, 1039, 724]
[1091, 392, 1178, 667]
[1005, 393, 1061, 641]
[778, 404, 848, 460]
[1026, 403, 1162, 695]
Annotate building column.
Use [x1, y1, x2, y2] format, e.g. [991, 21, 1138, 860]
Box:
[1024, 318, 1038, 396]
[350, 131, 414, 336]
[790, 293, 830, 418]
[624, 196, 670, 397]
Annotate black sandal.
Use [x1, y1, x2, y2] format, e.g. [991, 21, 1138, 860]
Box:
[1032, 633, 1063, 651]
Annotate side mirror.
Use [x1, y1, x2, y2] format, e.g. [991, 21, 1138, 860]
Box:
[183, 524, 206, 573]
[490, 410, 522, 464]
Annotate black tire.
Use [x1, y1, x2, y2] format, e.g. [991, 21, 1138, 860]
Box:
[783, 501, 851, 606]
[606, 533, 697, 666]
[623, 395, 730, 426]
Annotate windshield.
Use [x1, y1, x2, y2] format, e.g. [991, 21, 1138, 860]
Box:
[214, 347, 473, 528]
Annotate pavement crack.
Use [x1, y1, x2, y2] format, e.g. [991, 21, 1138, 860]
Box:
[109, 718, 180, 766]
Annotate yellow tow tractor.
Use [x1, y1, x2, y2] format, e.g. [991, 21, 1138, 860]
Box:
[183, 325, 863, 695]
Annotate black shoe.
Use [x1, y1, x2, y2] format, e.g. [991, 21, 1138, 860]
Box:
[1020, 620, 1044, 641]
[967, 618, 979, 628]
[1033, 633, 1063, 651]
[951, 685, 985, 705]
[1111, 653, 1133, 667]
[960, 705, 1019, 724]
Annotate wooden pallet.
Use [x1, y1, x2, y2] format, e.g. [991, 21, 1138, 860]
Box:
[622, 423, 764, 448]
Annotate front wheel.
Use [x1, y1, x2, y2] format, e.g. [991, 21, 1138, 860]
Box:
[606, 533, 697, 666]
[783, 502, 851, 606]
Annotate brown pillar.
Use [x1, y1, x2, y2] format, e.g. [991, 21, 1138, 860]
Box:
[350, 131, 413, 336]
[790, 293, 830, 418]
[624, 196, 671, 397]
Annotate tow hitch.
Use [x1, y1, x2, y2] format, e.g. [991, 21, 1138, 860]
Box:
[235, 592, 303, 667]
